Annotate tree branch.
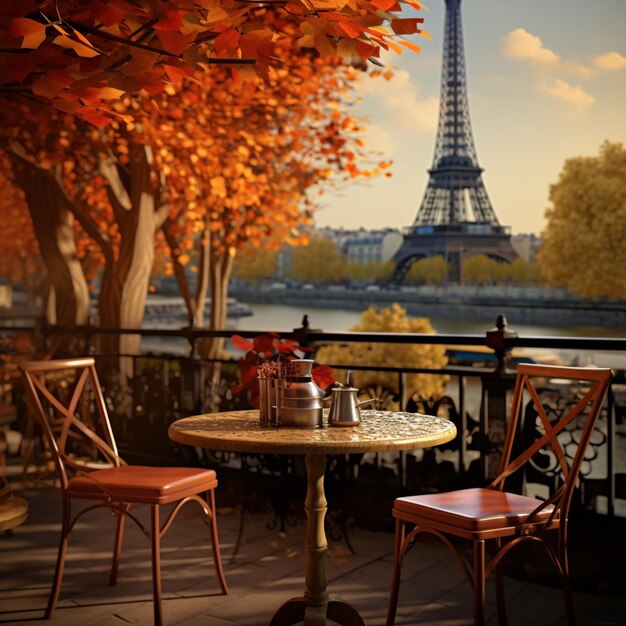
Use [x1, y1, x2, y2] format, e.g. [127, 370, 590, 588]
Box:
[99, 156, 132, 226]
[66, 21, 256, 64]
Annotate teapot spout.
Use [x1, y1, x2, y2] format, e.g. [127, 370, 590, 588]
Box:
[356, 398, 376, 409]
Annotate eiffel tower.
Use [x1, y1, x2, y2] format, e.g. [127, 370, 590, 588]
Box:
[391, 0, 517, 284]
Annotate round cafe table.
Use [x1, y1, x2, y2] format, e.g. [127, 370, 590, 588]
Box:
[168, 409, 456, 626]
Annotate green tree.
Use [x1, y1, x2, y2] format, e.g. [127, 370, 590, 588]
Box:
[316, 304, 448, 402]
[537, 141, 626, 298]
[406, 256, 448, 285]
[287, 237, 345, 284]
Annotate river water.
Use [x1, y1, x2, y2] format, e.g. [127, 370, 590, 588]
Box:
[143, 301, 626, 368]
[230, 302, 626, 369]
[232, 302, 626, 338]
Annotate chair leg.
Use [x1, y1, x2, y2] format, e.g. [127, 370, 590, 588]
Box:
[473, 539, 486, 626]
[150, 505, 163, 626]
[207, 489, 228, 594]
[46, 497, 71, 619]
[494, 539, 508, 626]
[559, 531, 576, 626]
[110, 503, 130, 586]
[386, 517, 405, 626]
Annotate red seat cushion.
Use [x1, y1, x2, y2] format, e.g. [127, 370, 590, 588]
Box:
[69, 465, 217, 504]
[394, 487, 555, 533]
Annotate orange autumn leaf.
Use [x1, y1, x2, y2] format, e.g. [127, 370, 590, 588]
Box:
[0, 0, 427, 126]
[391, 18, 425, 35]
[154, 10, 188, 32]
[371, 0, 400, 10]
[7, 17, 48, 49]
[339, 20, 364, 39]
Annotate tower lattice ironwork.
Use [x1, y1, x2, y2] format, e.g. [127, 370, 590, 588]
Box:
[391, 0, 517, 283]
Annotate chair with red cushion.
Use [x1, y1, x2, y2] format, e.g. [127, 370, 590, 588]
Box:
[386, 363, 613, 626]
[20, 357, 228, 626]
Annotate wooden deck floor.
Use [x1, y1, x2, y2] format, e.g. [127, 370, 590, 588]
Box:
[1, 479, 626, 626]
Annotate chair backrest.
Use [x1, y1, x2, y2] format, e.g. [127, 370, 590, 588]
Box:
[20, 358, 122, 491]
[490, 363, 612, 520]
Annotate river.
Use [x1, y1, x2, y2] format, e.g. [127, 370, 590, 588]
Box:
[232, 302, 626, 338]
[142, 301, 626, 368]
[230, 302, 626, 369]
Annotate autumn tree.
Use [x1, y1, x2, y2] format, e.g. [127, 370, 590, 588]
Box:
[405, 255, 448, 285]
[0, 129, 94, 327]
[2, 44, 390, 360]
[316, 303, 448, 404]
[141, 47, 390, 363]
[537, 141, 626, 299]
[0, 0, 429, 340]
[1, 101, 173, 357]
[288, 236, 345, 284]
[232, 245, 278, 285]
[344, 259, 394, 283]
[0, 167, 43, 306]
[461, 255, 503, 286]
[508, 257, 540, 285]
[1, 0, 429, 125]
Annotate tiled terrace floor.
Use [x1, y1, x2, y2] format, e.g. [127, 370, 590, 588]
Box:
[1, 476, 626, 626]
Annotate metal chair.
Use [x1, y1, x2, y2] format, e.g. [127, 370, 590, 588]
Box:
[20, 357, 228, 626]
[386, 363, 613, 626]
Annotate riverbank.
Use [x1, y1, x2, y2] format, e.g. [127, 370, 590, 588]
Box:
[230, 284, 626, 328]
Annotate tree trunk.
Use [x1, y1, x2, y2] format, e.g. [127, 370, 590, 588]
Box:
[193, 223, 211, 327]
[10, 156, 89, 329]
[98, 144, 167, 363]
[202, 236, 235, 357]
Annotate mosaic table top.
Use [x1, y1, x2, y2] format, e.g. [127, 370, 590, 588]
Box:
[168, 410, 457, 455]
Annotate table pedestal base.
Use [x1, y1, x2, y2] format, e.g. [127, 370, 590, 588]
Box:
[267, 455, 366, 626]
[268, 596, 366, 626]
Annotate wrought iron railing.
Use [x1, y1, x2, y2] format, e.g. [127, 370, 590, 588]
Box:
[1, 316, 625, 521]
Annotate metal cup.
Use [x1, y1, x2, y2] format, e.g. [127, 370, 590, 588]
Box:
[258, 377, 274, 424]
[273, 377, 284, 425]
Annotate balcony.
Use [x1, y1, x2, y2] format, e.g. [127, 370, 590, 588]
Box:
[1, 318, 626, 624]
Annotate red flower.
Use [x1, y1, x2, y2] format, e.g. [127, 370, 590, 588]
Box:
[231, 332, 334, 407]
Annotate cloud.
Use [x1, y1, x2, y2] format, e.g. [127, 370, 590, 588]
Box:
[503, 29, 626, 80]
[593, 51, 626, 71]
[538, 79, 595, 109]
[358, 69, 439, 136]
[360, 123, 398, 155]
[562, 60, 593, 79]
[503, 28, 560, 66]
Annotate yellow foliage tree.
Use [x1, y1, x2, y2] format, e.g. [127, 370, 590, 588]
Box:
[462, 255, 513, 285]
[288, 237, 345, 284]
[405, 256, 448, 285]
[537, 141, 626, 298]
[509, 258, 540, 285]
[344, 260, 395, 283]
[315, 304, 448, 403]
[232, 245, 278, 284]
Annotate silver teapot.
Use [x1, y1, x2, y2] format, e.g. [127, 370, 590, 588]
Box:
[328, 387, 375, 427]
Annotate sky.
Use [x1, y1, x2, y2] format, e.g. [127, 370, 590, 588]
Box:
[315, 0, 626, 236]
